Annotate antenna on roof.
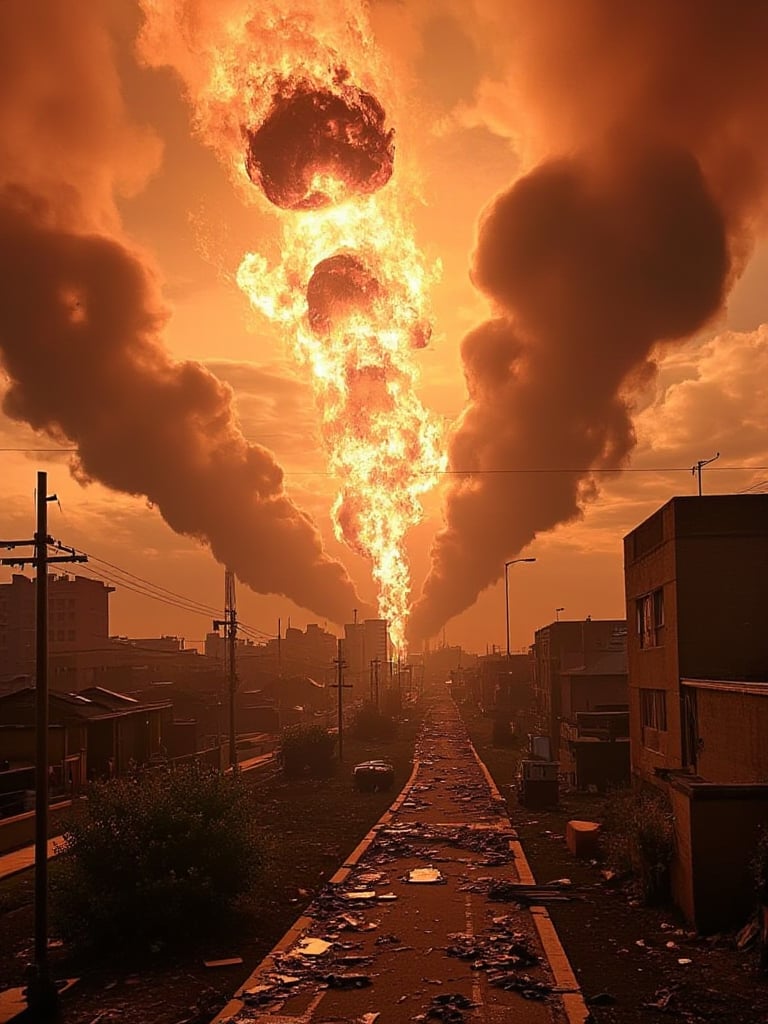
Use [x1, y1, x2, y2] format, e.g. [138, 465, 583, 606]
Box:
[691, 452, 720, 496]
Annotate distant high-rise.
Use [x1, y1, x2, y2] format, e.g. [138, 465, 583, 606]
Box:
[343, 618, 389, 697]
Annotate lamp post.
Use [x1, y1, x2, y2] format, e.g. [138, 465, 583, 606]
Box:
[504, 557, 537, 658]
[556, 607, 565, 622]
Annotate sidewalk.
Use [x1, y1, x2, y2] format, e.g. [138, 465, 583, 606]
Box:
[213, 696, 590, 1024]
[0, 836, 64, 882]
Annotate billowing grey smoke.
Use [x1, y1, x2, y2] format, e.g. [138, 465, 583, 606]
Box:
[409, 0, 768, 640]
[0, 188, 368, 623]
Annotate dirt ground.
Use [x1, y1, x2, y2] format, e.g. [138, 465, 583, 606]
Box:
[0, 721, 421, 1024]
[462, 703, 768, 1024]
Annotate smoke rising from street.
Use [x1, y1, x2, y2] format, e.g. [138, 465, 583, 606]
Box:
[408, 0, 768, 640]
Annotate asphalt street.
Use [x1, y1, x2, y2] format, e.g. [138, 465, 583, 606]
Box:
[214, 694, 589, 1024]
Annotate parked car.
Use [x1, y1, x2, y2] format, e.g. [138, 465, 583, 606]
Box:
[352, 760, 395, 792]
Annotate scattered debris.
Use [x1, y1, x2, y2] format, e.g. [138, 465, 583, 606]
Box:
[677, 958, 692, 965]
[586, 992, 616, 1006]
[344, 891, 377, 900]
[297, 938, 332, 956]
[736, 917, 759, 950]
[425, 992, 475, 1023]
[407, 868, 445, 884]
[203, 958, 243, 968]
[643, 987, 676, 1011]
[323, 973, 372, 989]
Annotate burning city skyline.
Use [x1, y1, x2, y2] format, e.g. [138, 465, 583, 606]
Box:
[3, 1, 768, 653]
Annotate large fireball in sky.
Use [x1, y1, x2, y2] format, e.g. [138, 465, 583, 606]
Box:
[244, 77, 395, 210]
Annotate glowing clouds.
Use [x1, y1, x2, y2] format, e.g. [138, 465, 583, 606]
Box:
[244, 77, 395, 210]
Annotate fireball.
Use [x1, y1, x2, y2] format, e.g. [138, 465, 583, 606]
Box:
[139, 2, 445, 651]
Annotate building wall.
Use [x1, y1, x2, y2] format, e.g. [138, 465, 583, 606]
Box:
[691, 684, 768, 784]
[690, 788, 768, 932]
[0, 573, 113, 689]
[673, 497, 768, 680]
[624, 503, 683, 778]
[534, 620, 626, 760]
[563, 673, 627, 719]
[625, 495, 768, 784]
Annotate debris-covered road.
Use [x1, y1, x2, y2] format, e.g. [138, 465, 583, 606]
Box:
[215, 695, 587, 1024]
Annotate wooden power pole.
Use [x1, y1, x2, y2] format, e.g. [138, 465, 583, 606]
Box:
[1, 471, 85, 1015]
[330, 639, 351, 762]
[213, 569, 238, 769]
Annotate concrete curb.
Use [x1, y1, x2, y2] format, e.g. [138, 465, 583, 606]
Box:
[211, 757, 421, 1024]
[467, 738, 592, 1024]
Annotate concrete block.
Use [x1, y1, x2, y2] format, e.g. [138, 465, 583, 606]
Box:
[566, 819, 601, 859]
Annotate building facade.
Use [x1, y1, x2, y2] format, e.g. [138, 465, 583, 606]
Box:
[624, 494, 768, 930]
[532, 618, 627, 761]
[0, 573, 114, 690]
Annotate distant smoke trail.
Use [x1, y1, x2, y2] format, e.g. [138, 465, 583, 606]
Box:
[0, 0, 367, 623]
[409, 0, 768, 640]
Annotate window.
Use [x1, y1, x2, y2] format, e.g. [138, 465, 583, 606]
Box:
[640, 688, 667, 730]
[67, 630, 75, 641]
[640, 688, 667, 752]
[636, 588, 664, 648]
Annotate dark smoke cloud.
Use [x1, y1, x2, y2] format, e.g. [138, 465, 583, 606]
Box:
[409, 0, 768, 640]
[0, 188, 367, 623]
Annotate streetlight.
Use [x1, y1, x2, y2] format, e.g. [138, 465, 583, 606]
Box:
[504, 558, 537, 657]
[556, 607, 565, 622]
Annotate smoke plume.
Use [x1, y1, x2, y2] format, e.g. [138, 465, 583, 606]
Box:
[409, 0, 768, 640]
[0, 1, 368, 623]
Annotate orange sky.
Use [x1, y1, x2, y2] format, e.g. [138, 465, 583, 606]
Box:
[3, 0, 768, 655]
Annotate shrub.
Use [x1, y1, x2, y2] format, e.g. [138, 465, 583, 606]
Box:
[350, 702, 398, 742]
[603, 785, 674, 903]
[279, 723, 336, 778]
[51, 763, 261, 951]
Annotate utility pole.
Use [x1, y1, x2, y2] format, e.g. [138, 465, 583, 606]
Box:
[692, 452, 720, 495]
[370, 657, 381, 709]
[1, 471, 86, 1016]
[213, 569, 237, 770]
[330, 639, 351, 761]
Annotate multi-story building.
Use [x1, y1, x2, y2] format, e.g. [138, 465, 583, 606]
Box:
[0, 573, 114, 690]
[532, 618, 627, 761]
[624, 494, 768, 930]
[343, 618, 389, 700]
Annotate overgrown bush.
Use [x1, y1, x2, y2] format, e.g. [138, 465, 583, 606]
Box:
[350, 702, 398, 742]
[279, 723, 336, 778]
[51, 763, 261, 951]
[603, 785, 674, 903]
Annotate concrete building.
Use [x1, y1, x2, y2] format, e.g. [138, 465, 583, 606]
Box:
[343, 618, 389, 700]
[532, 618, 628, 762]
[624, 494, 768, 930]
[0, 573, 114, 690]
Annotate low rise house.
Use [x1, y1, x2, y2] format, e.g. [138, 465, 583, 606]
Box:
[625, 494, 768, 931]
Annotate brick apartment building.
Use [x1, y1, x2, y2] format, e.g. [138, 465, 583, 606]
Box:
[0, 573, 114, 690]
[624, 494, 768, 930]
[533, 618, 628, 765]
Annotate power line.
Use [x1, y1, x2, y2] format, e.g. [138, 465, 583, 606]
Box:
[19, 542, 277, 640]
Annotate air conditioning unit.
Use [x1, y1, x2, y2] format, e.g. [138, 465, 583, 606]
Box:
[521, 759, 559, 782]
